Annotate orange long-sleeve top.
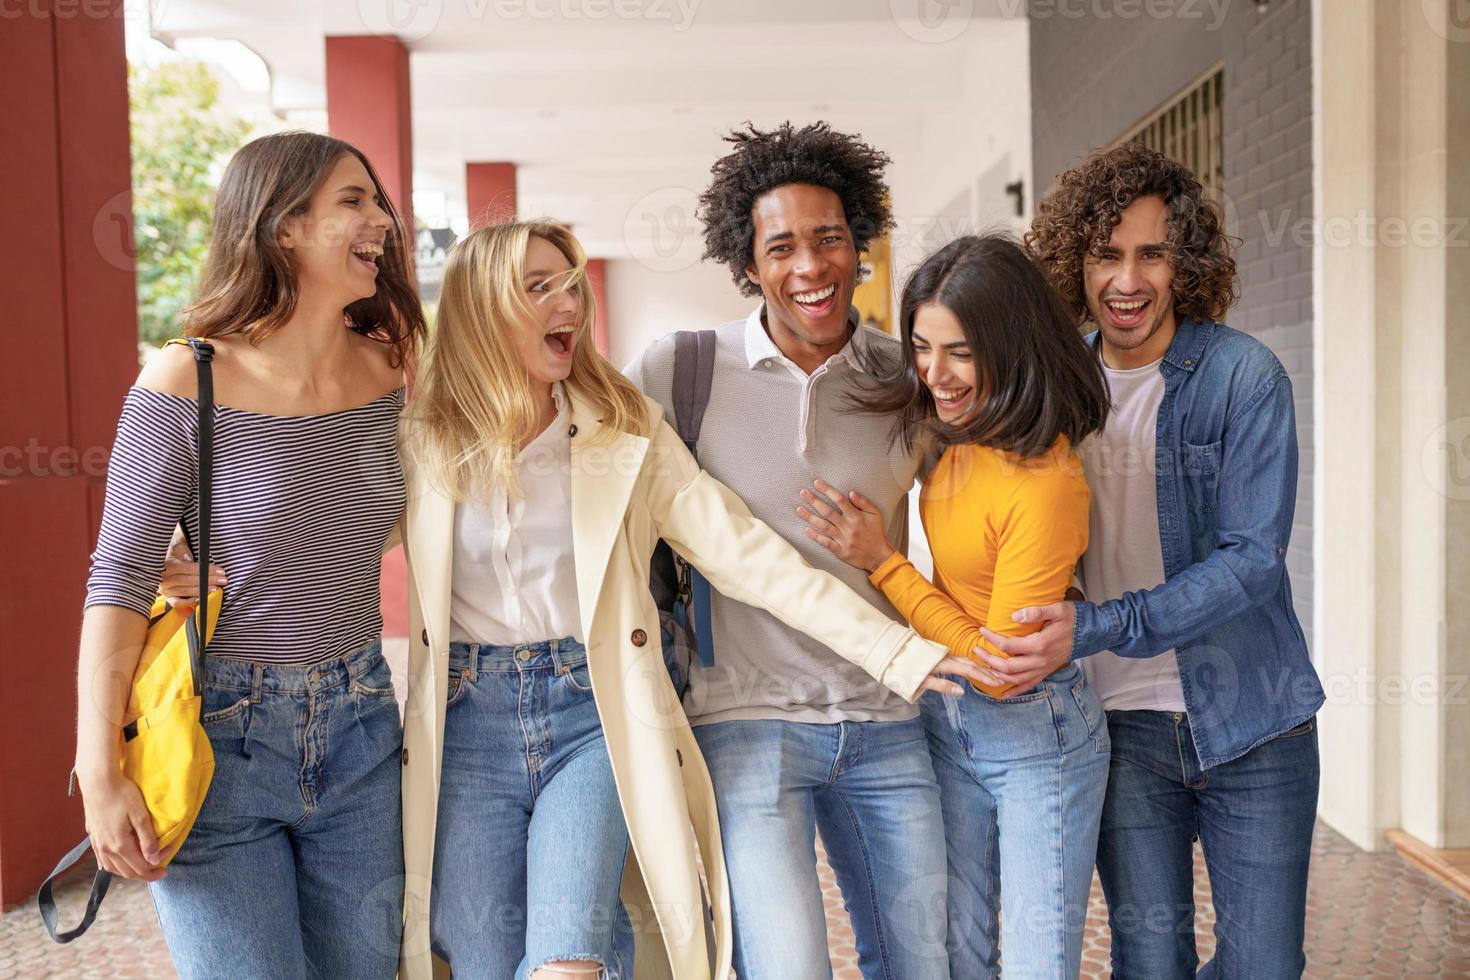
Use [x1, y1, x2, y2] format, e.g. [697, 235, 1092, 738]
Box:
[869, 438, 1090, 698]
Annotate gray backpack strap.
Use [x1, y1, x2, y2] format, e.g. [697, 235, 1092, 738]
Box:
[671, 330, 718, 446]
[668, 329, 719, 668]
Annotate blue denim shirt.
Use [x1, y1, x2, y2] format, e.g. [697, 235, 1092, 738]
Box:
[1073, 318, 1324, 769]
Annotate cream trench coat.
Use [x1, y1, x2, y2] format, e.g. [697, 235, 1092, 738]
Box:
[396, 390, 948, 980]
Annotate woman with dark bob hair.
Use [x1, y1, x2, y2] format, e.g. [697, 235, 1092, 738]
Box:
[75, 131, 423, 977]
[795, 233, 1111, 978]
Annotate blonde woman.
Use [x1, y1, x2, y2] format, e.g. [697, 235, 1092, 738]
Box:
[170, 219, 982, 978]
[398, 221, 995, 980]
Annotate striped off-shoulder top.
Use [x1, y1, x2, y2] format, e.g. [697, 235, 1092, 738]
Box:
[85, 385, 406, 666]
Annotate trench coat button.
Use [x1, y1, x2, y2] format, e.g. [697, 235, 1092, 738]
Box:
[569, 424, 578, 437]
[631, 629, 648, 647]
[401, 748, 409, 767]
[420, 629, 429, 646]
[676, 749, 683, 767]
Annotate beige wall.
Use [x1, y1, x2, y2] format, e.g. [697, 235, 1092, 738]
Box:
[1315, 0, 1470, 851]
[1444, 1, 1470, 848]
[607, 19, 1034, 370]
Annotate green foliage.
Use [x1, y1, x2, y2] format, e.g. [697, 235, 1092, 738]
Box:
[129, 60, 252, 347]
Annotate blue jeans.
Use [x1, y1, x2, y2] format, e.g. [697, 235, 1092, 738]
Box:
[1097, 710, 1319, 979]
[431, 638, 633, 979]
[693, 716, 950, 980]
[921, 662, 1111, 979]
[149, 641, 405, 979]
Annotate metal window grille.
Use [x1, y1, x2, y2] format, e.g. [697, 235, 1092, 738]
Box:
[1116, 66, 1224, 198]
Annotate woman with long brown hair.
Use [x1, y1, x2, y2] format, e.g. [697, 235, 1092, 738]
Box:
[75, 131, 424, 977]
[796, 233, 1112, 978]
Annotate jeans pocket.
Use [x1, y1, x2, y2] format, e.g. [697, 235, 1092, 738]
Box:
[445, 668, 473, 708]
[1068, 676, 1109, 753]
[199, 691, 252, 760]
[1181, 440, 1222, 522]
[351, 679, 396, 698]
[1275, 717, 1315, 739]
[351, 657, 396, 698]
[350, 661, 402, 739]
[973, 683, 1052, 705]
[201, 695, 250, 725]
[564, 661, 595, 695]
[963, 688, 1067, 763]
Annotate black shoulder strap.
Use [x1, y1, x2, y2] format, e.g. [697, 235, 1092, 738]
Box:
[670, 330, 718, 447]
[38, 337, 214, 940]
[37, 338, 217, 945]
[182, 338, 215, 697]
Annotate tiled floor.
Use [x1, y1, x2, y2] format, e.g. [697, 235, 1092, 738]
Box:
[7, 821, 1468, 978]
[822, 821, 1470, 979]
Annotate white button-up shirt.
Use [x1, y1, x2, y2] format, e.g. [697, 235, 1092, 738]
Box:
[448, 383, 583, 646]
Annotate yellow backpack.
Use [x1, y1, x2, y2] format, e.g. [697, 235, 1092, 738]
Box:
[39, 338, 221, 943]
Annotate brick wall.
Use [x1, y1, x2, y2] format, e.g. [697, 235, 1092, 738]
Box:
[1030, 0, 1316, 649]
[1221, 2, 1314, 648]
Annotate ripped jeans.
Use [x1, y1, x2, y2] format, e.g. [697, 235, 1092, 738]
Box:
[431, 638, 634, 979]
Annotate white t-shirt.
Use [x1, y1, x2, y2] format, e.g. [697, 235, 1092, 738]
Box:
[449, 383, 584, 646]
[1078, 358, 1187, 712]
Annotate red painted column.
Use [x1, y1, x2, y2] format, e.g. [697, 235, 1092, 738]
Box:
[325, 36, 414, 229]
[326, 35, 414, 641]
[378, 546, 409, 640]
[466, 162, 517, 231]
[0, 2, 138, 902]
[586, 259, 610, 357]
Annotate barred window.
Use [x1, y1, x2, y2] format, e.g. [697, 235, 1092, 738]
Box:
[1116, 66, 1224, 198]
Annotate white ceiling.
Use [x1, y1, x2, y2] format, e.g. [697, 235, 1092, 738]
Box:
[151, 0, 1027, 257]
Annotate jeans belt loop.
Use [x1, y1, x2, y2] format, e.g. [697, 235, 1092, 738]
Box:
[251, 663, 264, 704]
[466, 644, 479, 684]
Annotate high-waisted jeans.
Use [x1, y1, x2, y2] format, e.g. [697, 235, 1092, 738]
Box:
[922, 662, 1111, 979]
[149, 640, 405, 979]
[431, 637, 634, 980]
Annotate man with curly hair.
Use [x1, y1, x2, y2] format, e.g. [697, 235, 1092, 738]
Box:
[627, 121, 956, 978]
[983, 143, 1326, 977]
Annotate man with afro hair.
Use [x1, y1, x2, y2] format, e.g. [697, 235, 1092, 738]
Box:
[628, 121, 963, 978]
